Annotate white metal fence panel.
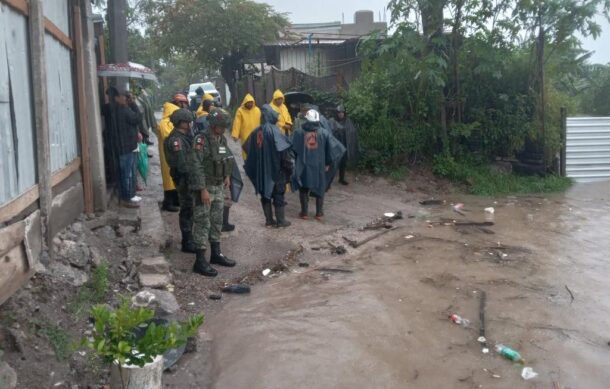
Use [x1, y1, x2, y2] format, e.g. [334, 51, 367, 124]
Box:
[46, 33, 78, 172]
[44, 0, 70, 36]
[0, 4, 37, 205]
[566, 117, 610, 183]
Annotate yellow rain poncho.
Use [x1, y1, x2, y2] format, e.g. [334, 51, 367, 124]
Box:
[270, 89, 292, 135]
[157, 102, 180, 191]
[196, 93, 215, 118]
[231, 94, 261, 159]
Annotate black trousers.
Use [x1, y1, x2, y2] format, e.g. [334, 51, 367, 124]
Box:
[262, 176, 286, 207]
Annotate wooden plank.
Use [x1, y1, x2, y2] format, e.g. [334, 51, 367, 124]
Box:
[0, 220, 25, 257]
[73, 3, 93, 214]
[0, 158, 81, 224]
[0, 244, 30, 306]
[98, 33, 109, 103]
[51, 157, 81, 186]
[44, 17, 73, 50]
[0, 186, 39, 224]
[29, 0, 52, 250]
[1, 0, 28, 16]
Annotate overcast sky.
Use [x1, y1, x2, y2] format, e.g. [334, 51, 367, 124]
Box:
[258, 0, 610, 64]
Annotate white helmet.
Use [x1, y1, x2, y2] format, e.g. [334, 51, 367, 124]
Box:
[305, 109, 320, 123]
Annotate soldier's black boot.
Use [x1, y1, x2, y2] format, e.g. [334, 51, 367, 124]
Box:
[339, 169, 349, 185]
[210, 242, 236, 267]
[162, 191, 179, 212]
[221, 206, 235, 232]
[315, 197, 324, 221]
[193, 249, 217, 277]
[261, 200, 275, 226]
[299, 190, 309, 220]
[275, 205, 291, 228]
[181, 231, 197, 254]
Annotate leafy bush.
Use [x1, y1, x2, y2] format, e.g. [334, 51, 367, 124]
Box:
[85, 298, 203, 368]
[432, 156, 572, 195]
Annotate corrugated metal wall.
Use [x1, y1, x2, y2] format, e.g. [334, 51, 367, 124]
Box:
[1, 0, 79, 205]
[566, 117, 610, 182]
[46, 33, 78, 172]
[280, 46, 330, 76]
[44, 0, 70, 35]
[0, 4, 37, 204]
[45, 1, 78, 173]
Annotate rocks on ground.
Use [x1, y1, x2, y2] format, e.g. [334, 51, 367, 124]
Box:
[0, 361, 17, 389]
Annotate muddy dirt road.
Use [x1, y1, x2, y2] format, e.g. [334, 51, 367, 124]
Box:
[160, 137, 610, 388]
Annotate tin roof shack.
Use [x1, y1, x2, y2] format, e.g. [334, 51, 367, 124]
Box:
[0, 0, 106, 305]
[263, 10, 387, 83]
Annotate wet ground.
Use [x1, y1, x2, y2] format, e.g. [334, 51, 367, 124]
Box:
[162, 154, 610, 388]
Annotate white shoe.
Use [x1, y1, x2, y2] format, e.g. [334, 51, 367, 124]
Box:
[131, 196, 142, 202]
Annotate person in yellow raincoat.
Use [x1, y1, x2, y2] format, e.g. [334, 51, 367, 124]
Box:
[158, 93, 189, 212]
[270, 89, 292, 135]
[196, 93, 215, 118]
[231, 93, 261, 159]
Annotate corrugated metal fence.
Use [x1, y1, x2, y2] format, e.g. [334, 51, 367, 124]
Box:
[566, 117, 610, 182]
[236, 67, 347, 108]
[0, 0, 79, 204]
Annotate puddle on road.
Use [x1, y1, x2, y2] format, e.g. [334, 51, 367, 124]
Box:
[174, 181, 610, 389]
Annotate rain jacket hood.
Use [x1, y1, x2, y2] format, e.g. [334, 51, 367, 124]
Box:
[269, 90, 292, 134]
[231, 94, 262, 159]
[196, 94, 216, 118]
[272, 89, 284, 103]
[242, 93, 256, 108]
[157, 102, 181, 190]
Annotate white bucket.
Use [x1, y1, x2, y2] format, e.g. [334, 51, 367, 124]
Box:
[110, 355, 164, 389]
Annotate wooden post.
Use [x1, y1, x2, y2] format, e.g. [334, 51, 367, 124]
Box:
[28, 0, 52, 250]
[560, 107, 567, 177]
[82, 0, 107, 211]
[73, 1, 94, 214]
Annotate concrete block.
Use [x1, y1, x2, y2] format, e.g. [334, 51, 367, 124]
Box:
[50, 183, 84, 239]
[138, 273, 172, 289]
[139, 256, 169, 274]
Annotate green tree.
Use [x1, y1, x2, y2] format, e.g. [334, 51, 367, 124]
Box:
[139, 0, 288, 105]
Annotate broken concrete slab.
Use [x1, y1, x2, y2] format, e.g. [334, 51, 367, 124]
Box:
[138, 273, 172, 289]
[134, 289, 180, 318]
[46, 262, 89, 287]
[57, 240, 91, 269]
[139, 257, 169, 274]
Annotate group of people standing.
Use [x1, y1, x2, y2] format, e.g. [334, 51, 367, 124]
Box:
[152, 87, 358, 277]
[101, 86, 156, 208]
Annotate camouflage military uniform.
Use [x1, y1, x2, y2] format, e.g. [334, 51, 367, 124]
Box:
[164, 128, 194, 248]
[189, 130, 234, 249]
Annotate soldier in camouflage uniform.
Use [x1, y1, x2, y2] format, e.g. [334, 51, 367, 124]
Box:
[163, 109, 197, 253]
[189, 109, 237, 276]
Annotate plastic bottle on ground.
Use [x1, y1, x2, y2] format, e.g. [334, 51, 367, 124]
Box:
[495, 344, 524, 363]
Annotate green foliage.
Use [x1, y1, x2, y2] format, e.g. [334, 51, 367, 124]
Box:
[348, 0, 608, 179]
[576, 64, 610, 115]
[85, 298, 203, 368]
[69, 263, 109, 316]
[41, 325, 72, 361]
[139, 0, 288, 105]
[433, 155, 572, 195]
